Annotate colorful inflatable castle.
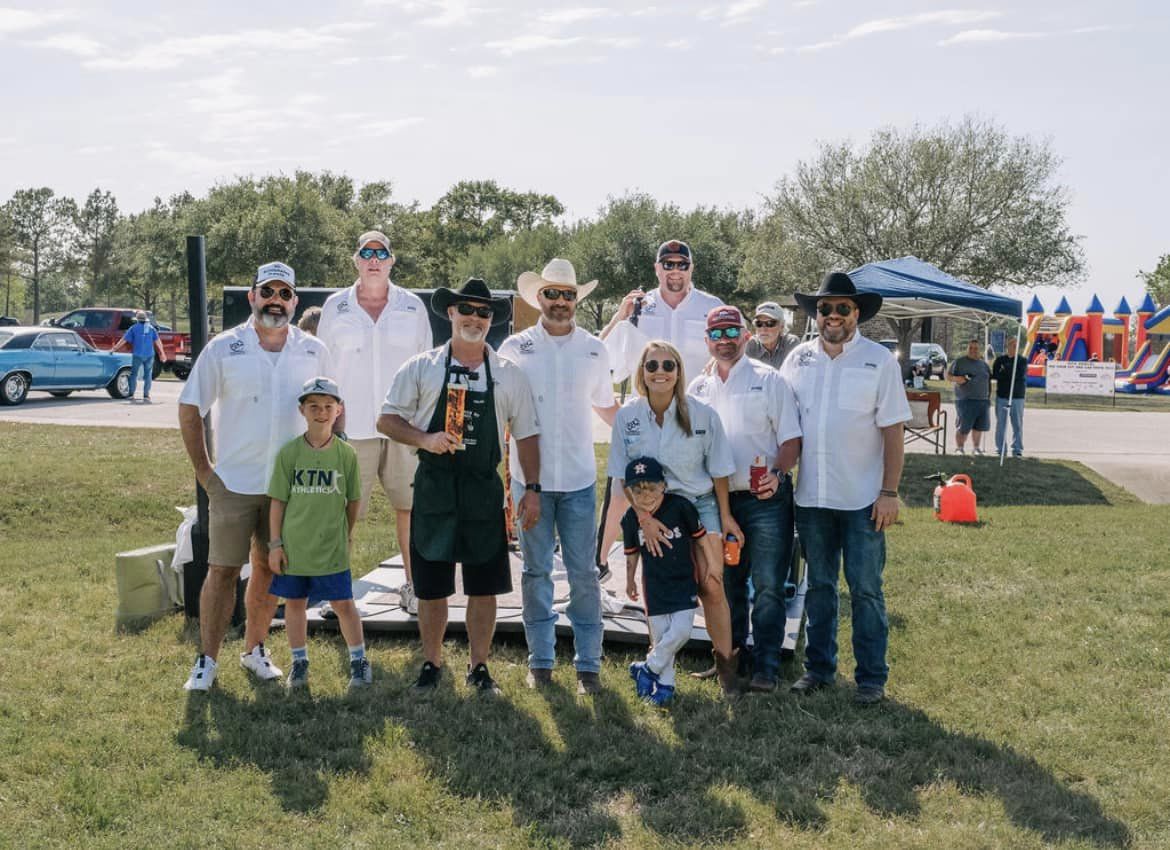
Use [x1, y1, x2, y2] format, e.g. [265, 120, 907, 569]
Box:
[1023, 293, 1170, 393]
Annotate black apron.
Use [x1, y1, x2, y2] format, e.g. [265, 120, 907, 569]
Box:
[412, 346, 505, 563]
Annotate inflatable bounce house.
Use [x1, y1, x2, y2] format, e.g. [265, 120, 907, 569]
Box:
[1023, 293, 1170, 393]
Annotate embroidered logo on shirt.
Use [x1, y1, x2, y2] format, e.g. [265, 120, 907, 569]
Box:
[797, 350, 816, 367]
[694, 429, 707, 435]
[588, 351, 599, 358]
[625, 418, 641, 434]
[229, 340, 245, 353]
[864, 362, 878, 369]
[749, 385, 764, 392]
[518, 339, 535, 354]
[336, 299, 350, 313]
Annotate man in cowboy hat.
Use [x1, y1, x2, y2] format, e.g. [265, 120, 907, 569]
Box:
[317, 230, 433, 616]
[745, 302, 800, 370]
[378, 278, 541, 695]
[779, 271, 911, 705]
[499, 259, 619, 695]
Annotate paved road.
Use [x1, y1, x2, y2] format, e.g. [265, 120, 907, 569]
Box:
[4, 383, 1169, 503]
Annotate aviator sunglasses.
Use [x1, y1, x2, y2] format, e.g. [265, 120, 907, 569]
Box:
[541, 288, 577, 301]
[817, 302, 855, 317]
[358, 247, 391, 260]
[753, 318, 778, 328]
[255, 284, 294, 301]
[660, 260, 690, 271]
[706, 327, 742, 341]
[456, 302, 495, 319]
[643, 358, 677, 373]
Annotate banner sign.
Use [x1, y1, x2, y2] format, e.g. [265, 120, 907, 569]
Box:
[1046, 360, 1117, 397]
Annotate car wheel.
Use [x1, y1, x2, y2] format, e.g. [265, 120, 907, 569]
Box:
[107, 367, 132, 399]
[49, 390, 74, 398]
[152, 358, 163, 380]
[1, 372, 30, 405]
[173, 365, 189, 381]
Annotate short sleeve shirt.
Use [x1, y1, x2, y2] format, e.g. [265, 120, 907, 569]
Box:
[122, 322, 160, 358]
[179, 320, 334, 495]
[621, 493, 704, 616]
[950, 356, 992, 400]
[498, 322, 614, 492]
[745, 334, 800, 370]
[268, 436, 361, 576]
[607, 395, 736, 499]
[316, 282, 433, 440]
[604, 286, 724, 385]
[779, 334, 911, 511]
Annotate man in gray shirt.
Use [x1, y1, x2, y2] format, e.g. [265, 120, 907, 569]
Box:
[745, 302, 800, 369]
[946, 338, 992, 454]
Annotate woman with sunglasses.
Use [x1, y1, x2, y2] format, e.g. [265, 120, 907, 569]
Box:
[607, 340, 740, 693]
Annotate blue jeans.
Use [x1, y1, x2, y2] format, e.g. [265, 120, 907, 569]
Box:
[795, 505, 889, 689]
[724, 478, 794, 679]
[129, 354, 153, 398]
[994, 397, 1024, 456]
[512, 482, 603, 673]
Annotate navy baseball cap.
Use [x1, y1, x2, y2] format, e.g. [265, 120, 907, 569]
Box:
[656, 240, 692, 261]
[625, 457, 665, 485]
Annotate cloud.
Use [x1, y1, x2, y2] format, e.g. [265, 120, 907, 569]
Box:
[0, 7, 69, 35]
[467, 64, 498, 77]
[85, 25, 358, 70]
[598, 35, 640, 48]
[725, 0, 766, 23]
[364, 0, 486, 26]
[791, 8, 1003, 52]
[31, 32, 102, 57]
[348, 116, 426, 138]
[666, 38, 691, 49]
[485, 34, 583, 55]
[537, 7, 612, 25]
[939, 25, 1121, 46]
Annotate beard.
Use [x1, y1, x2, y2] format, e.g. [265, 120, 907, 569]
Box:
[457, 325, 487, 343]
[254, 306, 289, 329]
[820, 323, 850, 343]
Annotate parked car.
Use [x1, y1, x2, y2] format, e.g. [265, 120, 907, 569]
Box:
[50, 308, 191, 379]
[0, 316, 19, 327]
[909, 343, 948, 379]
[0, 327, 133, 405]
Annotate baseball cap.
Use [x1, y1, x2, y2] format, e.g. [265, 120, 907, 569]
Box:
[298, 375, 342, 404]
[625, 457, 665, 486]
[656, 239, 692, 261]
[356, 230, 392, 252]
[754, 302, 786, 322]
[706, 305, 744, 330]
[255, 261, 296, 289]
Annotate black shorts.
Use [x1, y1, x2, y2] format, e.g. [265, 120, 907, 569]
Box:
[409, 512, 512, 600]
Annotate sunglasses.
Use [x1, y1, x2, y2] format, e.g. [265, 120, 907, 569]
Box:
[706, 327, 743, 341]
[455, 302, 494, 319]
[817, 302, 855, 317]
[255, 284, 294, 301]
[660, 260, 691, 271]
[753, 319, 778, 328]
[541, 288, 577, 301]
[643, 358, 677, 373]
[358, 247, 391, 260]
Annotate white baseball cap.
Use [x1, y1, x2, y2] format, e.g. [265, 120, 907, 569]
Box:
[255, 261, 296, 289]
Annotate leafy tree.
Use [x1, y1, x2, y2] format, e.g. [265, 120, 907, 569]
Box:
[5, 187, 73, 323]
[1138, 254, 1170, 306]
[115, 193, 193, 324]
[768, 116, 1086, 352]
[73, 189, 120, 306]
[454, 224, 568, 296]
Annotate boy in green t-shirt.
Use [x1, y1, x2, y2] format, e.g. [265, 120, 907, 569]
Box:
[268, 376, 368, 691]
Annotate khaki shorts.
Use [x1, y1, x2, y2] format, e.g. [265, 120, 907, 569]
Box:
[351, 437, 417, 515]
[207, 472, 271, 567]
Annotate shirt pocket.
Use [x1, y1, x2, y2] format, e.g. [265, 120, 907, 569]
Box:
[220, 357, 260, 400]
[838, 367, 879, 413]
[733, 392, 769, 435]
[384, 313, 421, 353]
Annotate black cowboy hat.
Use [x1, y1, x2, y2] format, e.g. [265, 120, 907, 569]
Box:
[431, 277, 512, 326]
[793, 271, 883, 323]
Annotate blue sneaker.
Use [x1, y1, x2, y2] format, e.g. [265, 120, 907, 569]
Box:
[628, 662, 658, 698]
[648, 682, 676, 707]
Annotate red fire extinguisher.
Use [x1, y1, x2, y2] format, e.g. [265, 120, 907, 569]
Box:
[928, 473, 978, 523]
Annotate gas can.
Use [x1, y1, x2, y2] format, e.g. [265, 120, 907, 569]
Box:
[935, 473, 977, 523]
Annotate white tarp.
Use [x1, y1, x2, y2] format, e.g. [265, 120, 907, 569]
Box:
[1046, 361, 1117, 397]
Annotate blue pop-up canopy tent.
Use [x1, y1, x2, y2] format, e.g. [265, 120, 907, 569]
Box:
[847, 256, 1022, 321]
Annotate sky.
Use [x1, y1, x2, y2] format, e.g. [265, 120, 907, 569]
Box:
[1, 0, 1167, 315]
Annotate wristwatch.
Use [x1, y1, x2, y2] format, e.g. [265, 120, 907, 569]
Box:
[268, 538, 284, 548]
[525, 483, 542, 493]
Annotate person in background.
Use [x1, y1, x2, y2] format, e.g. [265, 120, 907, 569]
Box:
[297, 306, 322, 336]
[745, 302, 800, 369]
[992, 336, 1028, 458]
[111, 310, 167, 402]
[947, 338, 992, 455]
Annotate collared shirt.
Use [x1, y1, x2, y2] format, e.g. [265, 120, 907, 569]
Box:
[688, 355, 802, 492]
[382, 342, 540, 458]
[121, 322, 160, 358]
[604, 286, 724, 386]
[499, 322, 614, 492]
[178, 319, 333, 495]
[745, 333, 800, 370]
[316, 281, 432, 440]
[779, 333, 910, 511]
[607, 395, 735, 499]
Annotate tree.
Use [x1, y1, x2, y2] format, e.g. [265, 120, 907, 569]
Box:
[1138, 254, 1170, 306]
[768, 116, 1086, 352]
[5, 187, 72, 323]
[73, 189, 120, 306]
[453, 224, 568, 296]
[116, 193, 193, 322]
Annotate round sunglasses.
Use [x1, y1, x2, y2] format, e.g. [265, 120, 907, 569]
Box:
[254, 284, 294, 301]
[358, 247, 391, 260]
[817, 302, 855, 317]
[706, 327, 742, 341]
[660, 260, 690, 271]
[643, 358, 677, 373]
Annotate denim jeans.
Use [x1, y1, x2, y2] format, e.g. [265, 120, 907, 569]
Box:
[511, 482, 603, 673]
[795, 504, 889, 688]
[724, 477, 794, 679]
[994, 397, 1024, 456]
[129, 354, 154, 398]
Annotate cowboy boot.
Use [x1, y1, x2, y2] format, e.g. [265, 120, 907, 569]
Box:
[713, 647, 740, 695]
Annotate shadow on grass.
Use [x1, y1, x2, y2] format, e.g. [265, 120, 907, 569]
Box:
[902, 455, 1117, 507]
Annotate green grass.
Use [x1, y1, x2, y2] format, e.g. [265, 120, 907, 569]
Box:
[2, 423, 1169, 848]
[923, 377, 1170, 412]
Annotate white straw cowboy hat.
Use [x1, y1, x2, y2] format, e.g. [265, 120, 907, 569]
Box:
[516, 258, 599, 310]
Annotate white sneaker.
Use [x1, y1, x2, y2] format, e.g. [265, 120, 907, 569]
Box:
[183, 654, 218, 691]
[240, 644, 283, 681]
[398, 582, 418, 616]
[974, 447, 986, 455]
[956, 446, 966, 455]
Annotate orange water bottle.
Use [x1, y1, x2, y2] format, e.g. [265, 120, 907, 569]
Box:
[935, 474, 978, 523]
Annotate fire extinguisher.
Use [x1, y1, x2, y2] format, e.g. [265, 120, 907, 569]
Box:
[926, 472, 978, 523]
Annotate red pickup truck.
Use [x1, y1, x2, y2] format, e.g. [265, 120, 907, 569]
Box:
[52, 308, 193, 379]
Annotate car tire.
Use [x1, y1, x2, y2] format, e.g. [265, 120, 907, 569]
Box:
[172, 365, 190, 381]
[49, 390, 74, 398]
[107, 367, 132, 399]
[152, 358, 163, 380]
[1, 372, 30, 406]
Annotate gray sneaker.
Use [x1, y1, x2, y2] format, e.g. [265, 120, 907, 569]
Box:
[287, 658, 309, 689]
[348, 657, 372, 691]
[854, 685, 885, 705]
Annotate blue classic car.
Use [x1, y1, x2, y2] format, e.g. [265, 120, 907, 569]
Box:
[0, 327, 134, 405]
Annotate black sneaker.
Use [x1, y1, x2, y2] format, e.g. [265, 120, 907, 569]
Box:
[412, 661, 442, 692]
[854, 685, 885, 706]
[466, 662, 501, 695]
[597, 563, 612, 583]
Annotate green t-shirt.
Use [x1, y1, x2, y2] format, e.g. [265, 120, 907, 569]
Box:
[267, 435, 361, 576]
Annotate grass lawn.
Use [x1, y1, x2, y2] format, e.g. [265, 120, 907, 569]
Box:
[922, 377, 1170, 413]
[2, 422, 1168, 848]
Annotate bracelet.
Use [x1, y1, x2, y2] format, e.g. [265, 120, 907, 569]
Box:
[268, 538, 284, 548]
[879, 489, 898, 498]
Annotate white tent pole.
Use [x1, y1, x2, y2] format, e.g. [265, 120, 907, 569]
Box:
[1000, 321, 1024, 467]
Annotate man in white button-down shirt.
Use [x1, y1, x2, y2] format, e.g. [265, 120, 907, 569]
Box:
[780, 272, 911, 705]
[316, 230, 433, 615]
[179, 261, 334, 692]
[499, 259, 619, 695]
